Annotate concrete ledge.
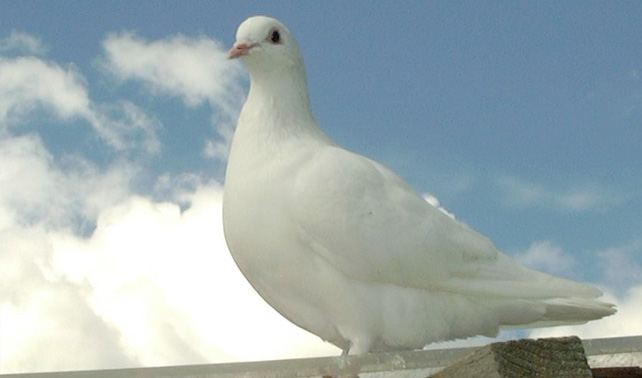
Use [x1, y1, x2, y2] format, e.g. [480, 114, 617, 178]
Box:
[1, 336, 639, 378]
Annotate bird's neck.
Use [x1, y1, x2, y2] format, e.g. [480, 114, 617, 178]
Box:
[242, 67, 321, 137]
[227, 67, 332, 184]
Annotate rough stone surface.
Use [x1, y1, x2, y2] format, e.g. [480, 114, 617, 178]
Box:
[429, 336, 593, 378]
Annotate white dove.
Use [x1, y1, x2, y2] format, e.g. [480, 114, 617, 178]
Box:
[222, 15, 615, 355]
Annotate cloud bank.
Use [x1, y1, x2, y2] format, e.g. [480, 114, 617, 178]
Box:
[0, 31, 336, 374]
[101, 32, 245, 161]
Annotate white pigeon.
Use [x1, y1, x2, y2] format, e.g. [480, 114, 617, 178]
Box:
[223, 15, 615, 355]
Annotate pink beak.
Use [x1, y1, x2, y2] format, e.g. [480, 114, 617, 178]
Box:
[228, 42, 256, 59]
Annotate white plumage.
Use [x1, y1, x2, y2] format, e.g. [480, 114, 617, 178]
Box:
[222, 15, 615, 355]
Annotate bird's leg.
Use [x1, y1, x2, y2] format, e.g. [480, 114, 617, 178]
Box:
[327, 344, 359, 378]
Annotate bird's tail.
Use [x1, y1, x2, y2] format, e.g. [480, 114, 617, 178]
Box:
[534, 296, 616, 326]
[497, 296, 616, 331]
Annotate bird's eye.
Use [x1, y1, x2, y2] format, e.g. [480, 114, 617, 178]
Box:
[270, 29, 281, 44]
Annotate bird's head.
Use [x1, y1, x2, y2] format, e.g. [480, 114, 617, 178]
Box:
[228, 16, 304, 76]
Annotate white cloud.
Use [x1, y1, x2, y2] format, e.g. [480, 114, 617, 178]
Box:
[0, 134, 134, 230]
[0, 32, 337, 374]
[557, 190, 603, 212]
[0, 56, 91, 124]
[0, 31, 47, 56]
[0, 135, 138, 371]
[0, 267, 137, 372]
[102, 32, 244, 110]
[203, 113, 236, 162]
[101, 32, 245, 161]
[51, 184, 338, 366]
[514, 240, 576, 275]
[0, 123, 337, 373]
[89, 100, 162, 155]
[0, 55, 161, 155]
[498, 176, 624, 212]
[1, 178, 338, 373]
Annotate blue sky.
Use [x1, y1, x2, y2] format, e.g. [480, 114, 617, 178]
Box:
[1, 1, 641, 373]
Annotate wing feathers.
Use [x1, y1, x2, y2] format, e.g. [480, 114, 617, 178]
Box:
[292, 146, 609, 306]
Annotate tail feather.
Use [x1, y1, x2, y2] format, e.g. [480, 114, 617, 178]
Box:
[499, 297, 616, 330]
[540, 297, 617, 324]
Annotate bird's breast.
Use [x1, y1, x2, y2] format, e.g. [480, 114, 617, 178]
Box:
[223, 139, 313, 274]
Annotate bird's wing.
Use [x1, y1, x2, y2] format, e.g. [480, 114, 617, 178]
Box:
[289, 145, 601, 299]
